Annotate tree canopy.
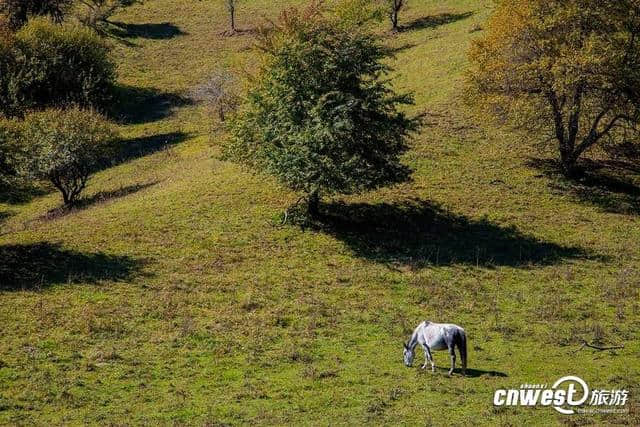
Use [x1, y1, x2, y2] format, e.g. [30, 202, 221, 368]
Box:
[467, 0, 640, 176]
[224, 4, 418, 215]
[20, 107, 116, 206]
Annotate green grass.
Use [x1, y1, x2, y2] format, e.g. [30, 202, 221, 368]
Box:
[1, 0, 639, 425]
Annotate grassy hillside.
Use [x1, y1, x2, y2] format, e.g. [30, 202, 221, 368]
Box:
[1, 0, 639, 424]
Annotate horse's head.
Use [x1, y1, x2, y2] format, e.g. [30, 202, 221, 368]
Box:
[403, 342, 414, 367]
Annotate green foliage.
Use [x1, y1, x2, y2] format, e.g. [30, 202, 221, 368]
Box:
[2, 1, 640, 425]
[20, 107, 116, 205]
[0, 18, 116, 117]
[0, 0, 72, 30]
[330, 0, 385, 28]
[225, 5, 418, 213]
[0, 23, 15, 116]
[467, 0, 640, 176]
[0, 118, 20, 185]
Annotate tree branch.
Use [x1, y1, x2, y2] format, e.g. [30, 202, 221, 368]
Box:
[574, 339, 624, 353]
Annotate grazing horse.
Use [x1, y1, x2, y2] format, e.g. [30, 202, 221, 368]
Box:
[403, 321, 467, 376]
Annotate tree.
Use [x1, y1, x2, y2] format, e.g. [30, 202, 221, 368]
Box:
[224, 4, 418, 216]
[467, 0, 640, 177]
[20, 107, 116, 206]
[0, 0, 72, 30]
[383, 0, 405, 32]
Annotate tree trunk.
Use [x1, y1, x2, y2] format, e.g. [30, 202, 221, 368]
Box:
[61, 188, 71, 206]
[228, 0, 236, 32]
[307, 190, 320, 217]
[390, 10, 399, 31]
[560, 152, 580, 178]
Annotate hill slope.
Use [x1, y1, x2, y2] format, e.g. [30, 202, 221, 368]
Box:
[1, 0, 638, 424]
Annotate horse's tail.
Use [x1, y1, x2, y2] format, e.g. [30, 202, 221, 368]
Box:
[457, 329, 467, 375]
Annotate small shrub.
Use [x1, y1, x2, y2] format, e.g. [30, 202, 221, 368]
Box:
[2, 18, 116, 117]
[192, 70, 239, 123]
[20, 107, 116, 206]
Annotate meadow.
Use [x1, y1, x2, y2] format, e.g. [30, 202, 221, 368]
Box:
[0, 0, 639, 424]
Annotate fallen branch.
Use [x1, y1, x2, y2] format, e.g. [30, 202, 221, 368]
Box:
[574, 339, 624, 353]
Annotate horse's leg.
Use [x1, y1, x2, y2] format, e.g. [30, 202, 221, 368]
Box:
[421, 344, 435, 372]
[448, 344, 456, 376]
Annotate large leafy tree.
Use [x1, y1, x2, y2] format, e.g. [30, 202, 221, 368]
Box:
[467, 0, 640, 177]
[225, 4, 417, 216]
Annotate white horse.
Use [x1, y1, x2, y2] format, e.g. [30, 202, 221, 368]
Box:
[403, 321, 467, 376]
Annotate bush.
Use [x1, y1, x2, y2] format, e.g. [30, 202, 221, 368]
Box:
[20, 107, 116, 206]
[0, 18, 116, 117]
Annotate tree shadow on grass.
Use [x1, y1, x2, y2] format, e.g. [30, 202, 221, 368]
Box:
[528, 158, 640, 215]
[0, 210, 11, 227]
[116, 132, 190, 165]
[389, 43, 417, 54]
[108, 21, 186, 39]
[41, 182, 159, 221]
[110, 85, 194, 125]
[0, 242, 148, 291]
[0, 181, 49, 205]
[401, 12, 474, 32]
[312, 199, 598, 268]
[432, 367, 507, 378]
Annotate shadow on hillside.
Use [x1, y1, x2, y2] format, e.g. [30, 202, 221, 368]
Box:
[402, 12, 474, 32]
[311, 199, 597, 268]
[0, 210, 11, 227]
[528, 158, 640, 215]
[0, 242, 148, 291]
[110, 85, 193, 125]
[389, 43, 417, 54]
[0, 181, 49, 205]
[116, 132, 190, 164]
[432, 367, 508, 378]
[108, 21, 186, 39]
[41, 182, 158, 221]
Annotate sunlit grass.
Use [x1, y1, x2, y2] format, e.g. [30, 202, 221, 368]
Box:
[0, 0, 638, 424]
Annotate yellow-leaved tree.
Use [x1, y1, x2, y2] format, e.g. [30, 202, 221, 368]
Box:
[467, 0, 640, 177]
